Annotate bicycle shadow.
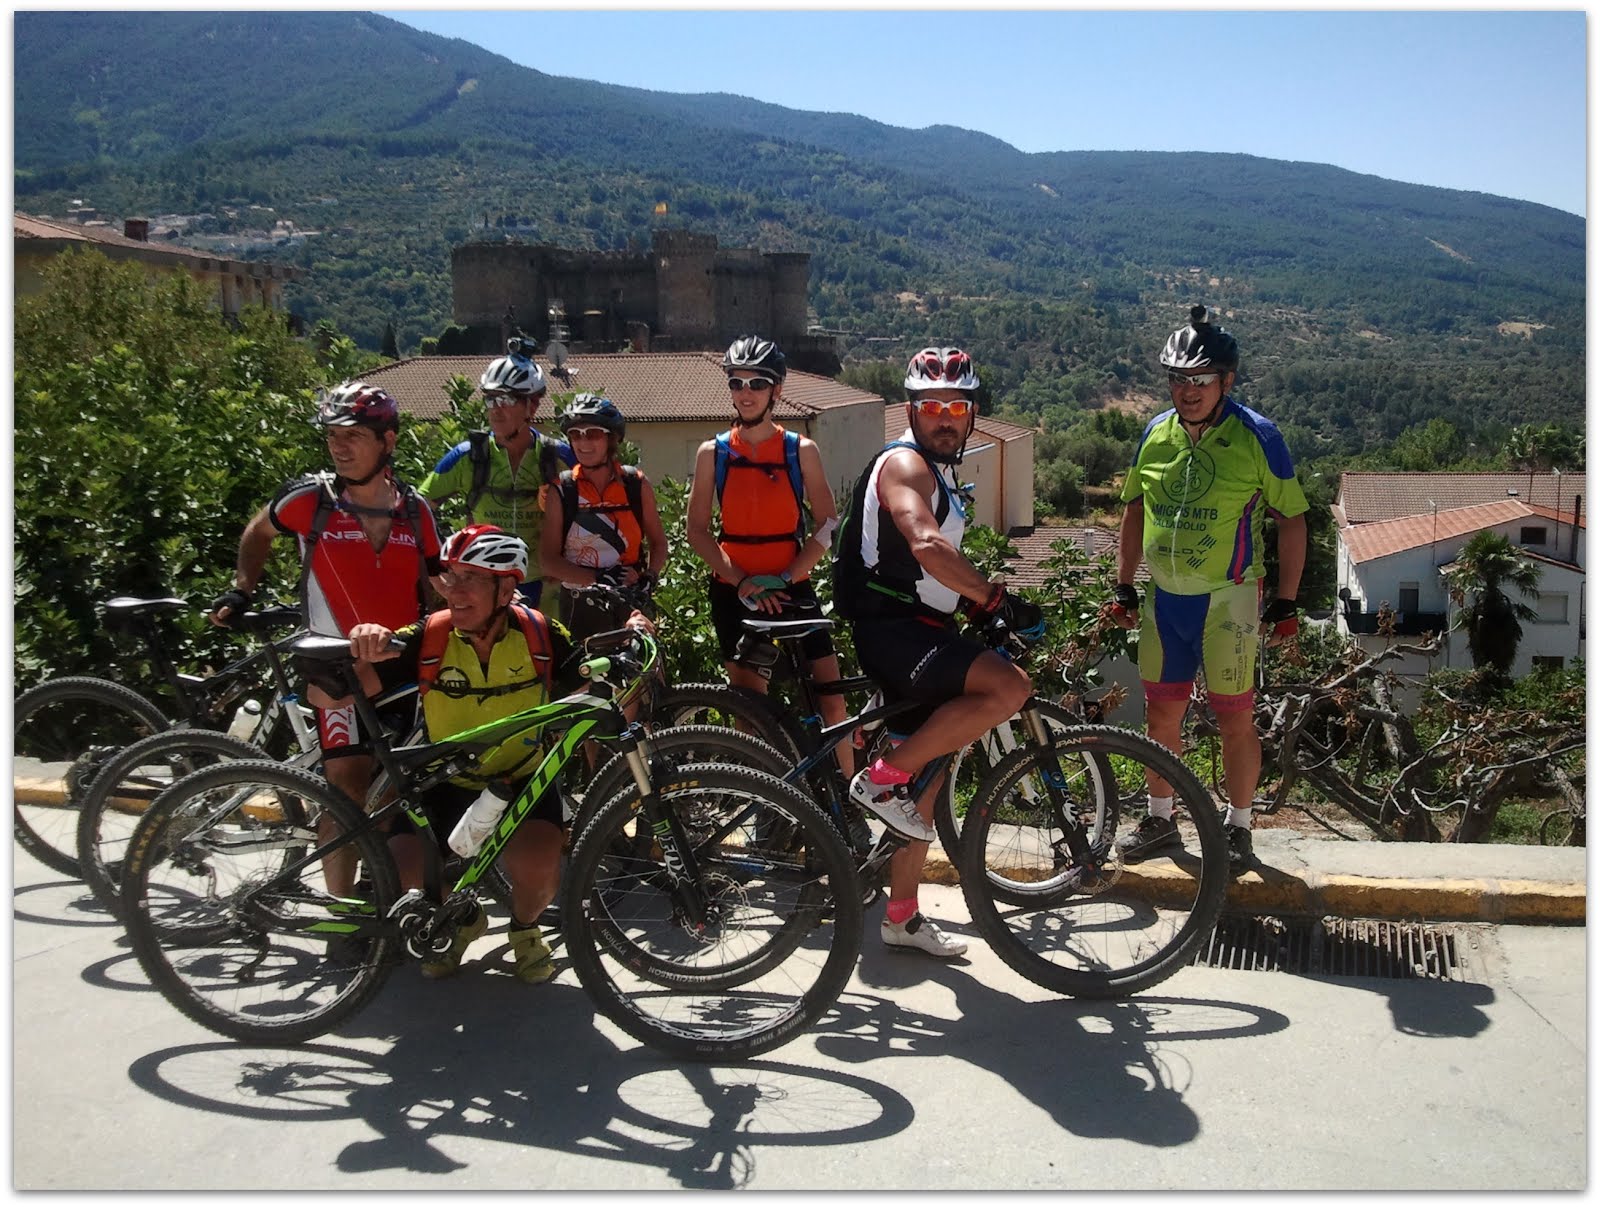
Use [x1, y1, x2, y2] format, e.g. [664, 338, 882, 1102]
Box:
[13, 877, 122, 930]
[811, 943, 1292, 1149]
[125, 960, 916, 1189]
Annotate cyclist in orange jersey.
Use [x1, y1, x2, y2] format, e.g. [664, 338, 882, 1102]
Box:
[685, 336, 852, 775]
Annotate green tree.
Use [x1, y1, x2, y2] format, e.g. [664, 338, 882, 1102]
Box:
[14, 249, 329, 686]
[381, 319, 400, 360]
[1441, 531, 1542, 674]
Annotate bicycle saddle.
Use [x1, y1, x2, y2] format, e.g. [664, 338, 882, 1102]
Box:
[287, 634, 357, 662]
[103, 596, 187, 617]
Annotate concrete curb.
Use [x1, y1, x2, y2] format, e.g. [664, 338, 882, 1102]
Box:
[915, 849, 1587, 925]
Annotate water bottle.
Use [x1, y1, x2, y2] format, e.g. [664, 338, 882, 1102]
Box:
[227, 700, 263, 742]
[448, 783, 513, 858]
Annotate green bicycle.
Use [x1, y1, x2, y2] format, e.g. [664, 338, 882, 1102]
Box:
[118, 628, 861, 1060]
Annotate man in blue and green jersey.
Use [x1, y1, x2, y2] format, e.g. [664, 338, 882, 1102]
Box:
[1107, 306, 1308, 875]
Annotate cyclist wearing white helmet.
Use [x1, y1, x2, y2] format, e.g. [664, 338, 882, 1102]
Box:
[1106, 305, 1308, 877]
[832, 346, 1043, 959]
[350, 523, 645, 983]
[210, 380, 445, 897]
[419, 344, 576, 613]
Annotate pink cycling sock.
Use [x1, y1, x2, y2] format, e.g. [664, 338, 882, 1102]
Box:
[885, 897, 918, 925]
[866, 757, 912, 786]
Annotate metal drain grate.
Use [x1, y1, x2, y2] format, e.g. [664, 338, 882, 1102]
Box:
[1192, 913, 1477, 981]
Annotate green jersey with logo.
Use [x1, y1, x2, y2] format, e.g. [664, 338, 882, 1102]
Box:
[1120, 399, 1308, 595]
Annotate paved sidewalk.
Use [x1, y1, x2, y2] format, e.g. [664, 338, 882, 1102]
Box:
[13, 844, 1585, 1191]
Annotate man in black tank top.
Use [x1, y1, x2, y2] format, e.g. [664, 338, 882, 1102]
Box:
[839, 348, 1045, 959]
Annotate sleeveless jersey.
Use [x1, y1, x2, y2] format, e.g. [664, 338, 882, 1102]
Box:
[1120, 398, 1309, 595]
[269, 477, 442, 637]
[851, 430, 966, 619]
[714, 425, 806, 578]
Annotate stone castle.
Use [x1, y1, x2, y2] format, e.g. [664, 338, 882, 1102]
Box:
[449, 228, 839, 375]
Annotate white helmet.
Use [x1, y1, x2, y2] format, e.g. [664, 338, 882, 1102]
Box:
[442, 523, 528, 581]
[479, 356, 547, 404]
[904, 347, 980, 393]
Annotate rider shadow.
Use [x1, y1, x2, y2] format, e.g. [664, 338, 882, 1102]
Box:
[128, 951, 915, 1189]
[817, 949, 1291, 1149]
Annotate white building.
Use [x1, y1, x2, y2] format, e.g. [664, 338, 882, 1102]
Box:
[1333, 473, 1585, 678]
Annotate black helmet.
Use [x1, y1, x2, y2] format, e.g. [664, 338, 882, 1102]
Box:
[722, 335, 787, 383]
[558, 393, 626, 440]
[1161, 305, 1240, 373]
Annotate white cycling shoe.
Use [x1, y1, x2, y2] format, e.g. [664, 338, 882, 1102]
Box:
[882, 912, 968, 958]
[848, 768, 935, 842]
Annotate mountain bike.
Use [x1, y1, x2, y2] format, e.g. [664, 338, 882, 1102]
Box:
[14, 597, 315, 877]
[118, 628, 859, 1061]
[716, 608, 1121, 903]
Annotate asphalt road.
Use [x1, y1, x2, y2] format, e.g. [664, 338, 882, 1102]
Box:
[12, 845, 1586, 1191]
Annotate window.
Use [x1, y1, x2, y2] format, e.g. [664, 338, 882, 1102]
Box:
[1532, 656, 1565, 671]
[1398, 583, 1420, 614]
[1520, 526, 1549, 546]
[1535, 593, 1569, 624]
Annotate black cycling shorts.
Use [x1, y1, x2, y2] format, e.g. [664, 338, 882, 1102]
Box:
[851, 616, 986, 737]
[708, 577, 835, 664]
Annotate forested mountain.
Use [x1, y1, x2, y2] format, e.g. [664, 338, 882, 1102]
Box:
[14, 9, 1585, 478]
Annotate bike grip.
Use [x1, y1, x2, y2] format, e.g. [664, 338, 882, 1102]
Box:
[579, 656, 612, 680]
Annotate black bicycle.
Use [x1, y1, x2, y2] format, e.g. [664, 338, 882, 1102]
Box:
[14, 597, 315, 876]
[118, 629, 861, 1060]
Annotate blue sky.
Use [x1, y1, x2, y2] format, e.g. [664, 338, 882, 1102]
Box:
[379, 8, 1587, 217]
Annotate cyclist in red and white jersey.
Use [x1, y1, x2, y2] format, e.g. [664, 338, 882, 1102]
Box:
[210, 382, 443, 894]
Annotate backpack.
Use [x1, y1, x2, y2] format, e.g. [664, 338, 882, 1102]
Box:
[417, 603, 553, 700]
[296, 471, 432, 624]
[831, 441, 953, 622]
[712, 428, 807, 545]
[555, 464, 646, 561]
[465, 429, 564, 516]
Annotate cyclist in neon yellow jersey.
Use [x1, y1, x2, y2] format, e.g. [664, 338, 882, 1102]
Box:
[1107, 306, 1308, 876]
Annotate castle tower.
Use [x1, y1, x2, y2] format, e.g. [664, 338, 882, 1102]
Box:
[653, 229, 717, 347]
[766, 252, 811, 344]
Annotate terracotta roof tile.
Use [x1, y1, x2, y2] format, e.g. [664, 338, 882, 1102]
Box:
[365, 352, 882, 423]
[14, 211, 300, 276]
[1337, 471, 1586, 524]
[1342, 500, 1535, 563]
[1000, 526, 1145, 591]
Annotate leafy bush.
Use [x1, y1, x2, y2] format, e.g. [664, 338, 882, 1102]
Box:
[14, 249, 332, 689]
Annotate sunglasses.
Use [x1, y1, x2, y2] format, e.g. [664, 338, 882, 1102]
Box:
[727, 377, 774, 393]
[913, 398, 973, 418]
[565, 426, 609, 441]
[1167, 371, 1222, 388]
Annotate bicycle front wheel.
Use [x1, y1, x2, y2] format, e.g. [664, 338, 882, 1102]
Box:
[76, 728, 271, 918]
[573, 724, 793, 833]
[562, 763, 861, 1062]
[120, 760, 400, 1044]
[14, 676, 171, 877]
[958, 726, 1227, 999]
[933, 701, 1119, 905]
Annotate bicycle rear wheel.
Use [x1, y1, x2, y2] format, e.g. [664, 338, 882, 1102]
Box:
[651, 682, 802, 764]
[933, 701, 1119, 905]
[120, 760, 400, 1044]
[14, 675, 171, 877]
[562, 763, 861, 1062]
[958, 725, 1227, 999]
[77, 728, 271, 918]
